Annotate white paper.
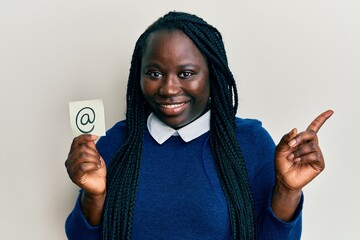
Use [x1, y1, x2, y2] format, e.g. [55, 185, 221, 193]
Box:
[69, 99, 106, 137]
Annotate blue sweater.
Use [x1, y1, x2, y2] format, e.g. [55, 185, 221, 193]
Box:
[65, 118, 302, 239]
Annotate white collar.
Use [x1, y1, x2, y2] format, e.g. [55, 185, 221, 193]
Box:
[147, 111, 211, 144]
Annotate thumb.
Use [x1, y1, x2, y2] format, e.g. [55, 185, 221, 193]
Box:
[86, 137, 98, 149]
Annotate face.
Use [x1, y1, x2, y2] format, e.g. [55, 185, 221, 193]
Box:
[140, 30, 210, 129]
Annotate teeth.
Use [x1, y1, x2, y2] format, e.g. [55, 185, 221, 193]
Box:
[161, 103, 185, 109]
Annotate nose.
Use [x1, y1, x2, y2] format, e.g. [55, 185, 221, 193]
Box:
[159, 75, 181, 97]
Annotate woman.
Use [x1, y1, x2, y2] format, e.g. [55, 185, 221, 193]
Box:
[65, 11, 333, 239]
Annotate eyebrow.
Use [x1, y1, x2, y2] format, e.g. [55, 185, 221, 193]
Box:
[142, 63, 199, 69]
[178, 64, 198, 68]
[142, 63, 161, 69]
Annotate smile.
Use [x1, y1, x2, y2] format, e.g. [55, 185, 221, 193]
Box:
[160, 103, 186, 109]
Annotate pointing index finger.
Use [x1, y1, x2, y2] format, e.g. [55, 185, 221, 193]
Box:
[307, 110, 334, 133]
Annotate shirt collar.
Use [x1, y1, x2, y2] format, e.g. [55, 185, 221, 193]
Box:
[147, 111, 211, 144]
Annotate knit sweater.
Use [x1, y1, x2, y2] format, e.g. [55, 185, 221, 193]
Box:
[65, 117, 302, 239]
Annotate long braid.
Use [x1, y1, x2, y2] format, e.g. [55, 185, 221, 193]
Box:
[165, 12, 256, 239]
[103, 37, 147, 239]
[103, 11, 256, 239]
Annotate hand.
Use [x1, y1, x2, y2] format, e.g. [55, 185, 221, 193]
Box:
[274, 110, 334, 192]
[65, 134, 107, 197]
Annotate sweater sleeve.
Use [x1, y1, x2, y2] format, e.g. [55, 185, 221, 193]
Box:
[236, 118, 302, 239]
[255, 121, 302, 239]
[65, 190, 102, 240]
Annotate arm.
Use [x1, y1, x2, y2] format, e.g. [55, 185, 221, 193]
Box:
[271, 182, 302, 221]
[65, 134, 107, 239]
[246, 121, 301, 239]
[237, 118, 302, 239]
[81, 190, 106, 225]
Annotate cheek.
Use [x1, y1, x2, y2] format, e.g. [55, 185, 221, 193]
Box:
[199, 70, 210, 96]
[140, 78, 153, 98]
[193, 78, 210, 100]
[204, 79, 211, 97]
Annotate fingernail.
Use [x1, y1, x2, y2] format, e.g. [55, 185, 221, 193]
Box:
[288, 139, 297, 147]
[287, 153, 294, 160]
[294, 157, 301, 163]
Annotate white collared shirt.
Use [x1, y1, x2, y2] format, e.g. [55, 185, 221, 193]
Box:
[147, 111, 211, 144]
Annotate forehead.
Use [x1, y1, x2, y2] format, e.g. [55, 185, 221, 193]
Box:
[146, 29, 190, 44]
[142, 30, 206, 64]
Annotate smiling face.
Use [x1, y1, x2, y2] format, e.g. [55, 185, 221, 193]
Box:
[140, 30, 210, 129]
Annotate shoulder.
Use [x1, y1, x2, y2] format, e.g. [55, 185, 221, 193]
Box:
[235, 117, 261, 128]
[106, 119, 127, 135]
[99, 119, 127, 142]
[235, 117, 266, 138]
[234, 117, 275, 152]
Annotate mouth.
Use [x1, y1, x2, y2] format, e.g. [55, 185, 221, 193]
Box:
[160, 102, 187, 109]
[156, 101, 190, 115]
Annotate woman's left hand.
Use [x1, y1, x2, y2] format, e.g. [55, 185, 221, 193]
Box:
[275, 110, 334, 192]
[271, 110, 333, 221]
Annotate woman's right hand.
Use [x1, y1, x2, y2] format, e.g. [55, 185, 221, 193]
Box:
[65, 134, 107, 197]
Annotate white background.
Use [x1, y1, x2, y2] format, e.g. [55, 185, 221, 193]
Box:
[1, 0, 358, 239]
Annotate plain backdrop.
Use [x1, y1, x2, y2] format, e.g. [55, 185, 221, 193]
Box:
[1, 0, 359, 239]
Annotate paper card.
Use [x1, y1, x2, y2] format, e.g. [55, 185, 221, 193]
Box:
[69, 99, 106, 137]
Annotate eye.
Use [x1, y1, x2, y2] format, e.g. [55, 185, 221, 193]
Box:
[179, 71, 193, 79]
[147, 71, 163, 79]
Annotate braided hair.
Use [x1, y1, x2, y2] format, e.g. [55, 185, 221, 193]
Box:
[103, 11, 256, 239]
